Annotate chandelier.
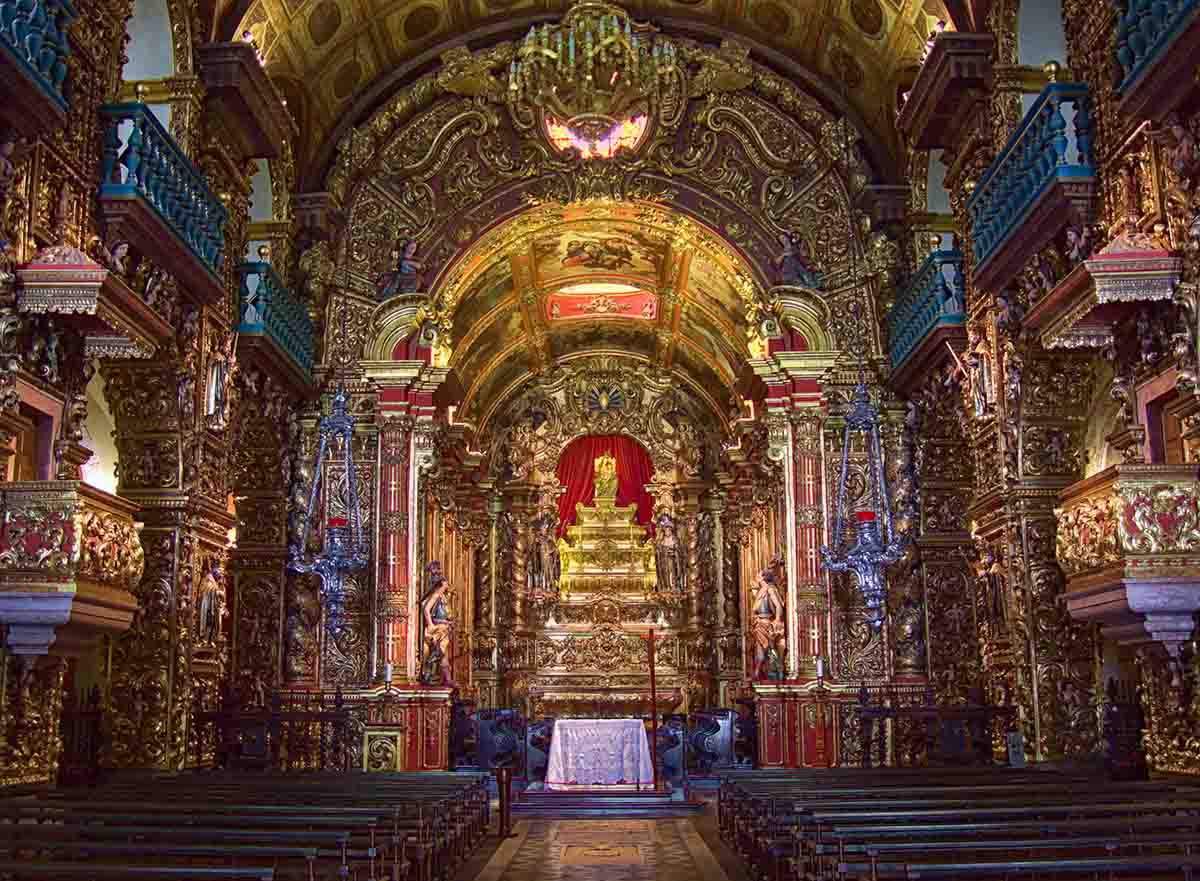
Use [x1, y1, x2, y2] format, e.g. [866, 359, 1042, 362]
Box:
[508, 0, 677, 148]
[288, 384, 369, 634]
[817, 83, 907, 628]
[820, 377, 907, 629]
[288, 36, 369, 636]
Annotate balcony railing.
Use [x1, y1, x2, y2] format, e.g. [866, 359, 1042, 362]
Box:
[888, 249, 965, 373]
[1116, 0, 1200, 119]
[968, 83, 1097, 294]
[238, 261, 315, 390]
[0, 0, 77, 137]
[1055, 462, 1200, 657]
[98, 102, 228, 306]
[1118, 0, 1199, 90]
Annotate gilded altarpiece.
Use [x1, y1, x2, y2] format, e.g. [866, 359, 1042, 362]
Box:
[291, 27, 947, 768]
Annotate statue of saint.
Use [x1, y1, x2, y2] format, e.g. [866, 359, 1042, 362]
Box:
[593, 452, 618, 499]
[653, 513, 686, 594]
[751, 557, 787, 680]
[773, 231, 823, 289]
[375, 239, 425, 301]
[527, 513, 560, 594]
[420, 563, 454, 686]
[967, 330, 993, 419]
[197, 562, 223, 646]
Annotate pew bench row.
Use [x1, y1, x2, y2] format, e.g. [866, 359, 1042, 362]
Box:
[719, 768, 1200, 881]
[0, 771, 490, 881]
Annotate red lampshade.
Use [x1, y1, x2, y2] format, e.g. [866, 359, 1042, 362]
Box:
[328, 516, 348, 528]
[855, 511, 877, 523]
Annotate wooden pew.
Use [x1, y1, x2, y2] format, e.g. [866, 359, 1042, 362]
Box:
[821, 833, 1200, 880]
[0, 863, 275, 881]
[719, 768, 1200, 881]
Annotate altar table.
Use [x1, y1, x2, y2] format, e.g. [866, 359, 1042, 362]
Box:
[545, 719, 654, 790]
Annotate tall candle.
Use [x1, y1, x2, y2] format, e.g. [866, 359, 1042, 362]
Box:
[385, 662, 393, 683]
[817, 658, 824, 679]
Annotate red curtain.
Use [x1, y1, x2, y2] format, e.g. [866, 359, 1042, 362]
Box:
[555, 435, 655, 536]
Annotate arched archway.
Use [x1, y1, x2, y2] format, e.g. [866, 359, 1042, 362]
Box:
[303, 20, 901, 750]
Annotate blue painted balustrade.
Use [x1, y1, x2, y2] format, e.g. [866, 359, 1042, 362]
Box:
[887, 249, 965, 371]
[967, 83, 1095, 279]
[238, 261, 315, 382]
[0, 0, 77, 110]
[1116, 0, 1199, 92]
[99, 103, 228, 280]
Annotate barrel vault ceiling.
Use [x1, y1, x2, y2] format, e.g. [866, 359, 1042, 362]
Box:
[236, 0, 952, 172]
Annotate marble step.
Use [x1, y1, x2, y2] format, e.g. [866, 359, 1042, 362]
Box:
[512, 787, 705, 817]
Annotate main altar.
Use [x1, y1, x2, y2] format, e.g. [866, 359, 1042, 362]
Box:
[526, 453, 682, 720]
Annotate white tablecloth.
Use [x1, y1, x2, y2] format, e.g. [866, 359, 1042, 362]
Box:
[545, 719, 654, 790]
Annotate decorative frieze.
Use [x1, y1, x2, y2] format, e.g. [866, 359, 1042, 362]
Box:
[16, 243, 172, 359]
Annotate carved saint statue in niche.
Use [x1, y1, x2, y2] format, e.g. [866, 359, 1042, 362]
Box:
[594, 452, 618, 499]
[751, 556, 787, 680]
[527, 513, 560, 594]
[197, 561, 223, 646]
[420, 561, 455, 686]
[966, 330, 993, 419]
[974, 545, 1007, 625]
[653, 513, 686, 594]
[773, 231, 823, 289]
[376, 239, 425, 300]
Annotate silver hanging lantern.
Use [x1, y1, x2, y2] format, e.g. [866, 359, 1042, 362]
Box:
[287, 34, 369, 637]
[288, 384, 368, 633]
[817, 83, 906, 628]
[820, 378, 907, 629]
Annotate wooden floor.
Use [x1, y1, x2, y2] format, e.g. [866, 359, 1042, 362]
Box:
[459, 814, 744, 881]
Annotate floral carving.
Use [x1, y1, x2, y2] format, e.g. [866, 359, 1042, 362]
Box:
[0, 505, 74, 573]
[1120, 484, 1200, 555]
[78, 509, 144, 588]
[1056, 494, 1121, 576]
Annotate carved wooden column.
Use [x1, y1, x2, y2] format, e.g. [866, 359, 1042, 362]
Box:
[909, 368, 979, 700]
[790, 409, 827, 679]
[375, 414, 413, 683]
[101, 300, 237, 770]
[228, 370, 292, 702]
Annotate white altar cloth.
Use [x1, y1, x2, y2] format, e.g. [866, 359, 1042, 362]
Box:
[545, 719, 653, 790]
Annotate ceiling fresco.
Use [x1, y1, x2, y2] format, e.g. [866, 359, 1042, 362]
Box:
[436, 201, 759, 425]
[236, 0, 952, 169]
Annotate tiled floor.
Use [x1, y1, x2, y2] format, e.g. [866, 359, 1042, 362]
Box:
[469, 818, 733, 881]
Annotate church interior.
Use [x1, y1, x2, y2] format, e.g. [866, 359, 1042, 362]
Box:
[0, 0, 1199, 877]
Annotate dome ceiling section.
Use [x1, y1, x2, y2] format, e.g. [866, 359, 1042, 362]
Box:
[234, 0, 939, 165]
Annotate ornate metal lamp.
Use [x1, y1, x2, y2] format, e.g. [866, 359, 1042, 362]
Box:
[288, 34, 369, 635]
[288, 384, 368, 634]
[820, 376, 907, 629]
[507, 0, 677, 151]
[818, 84, 907, 629]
